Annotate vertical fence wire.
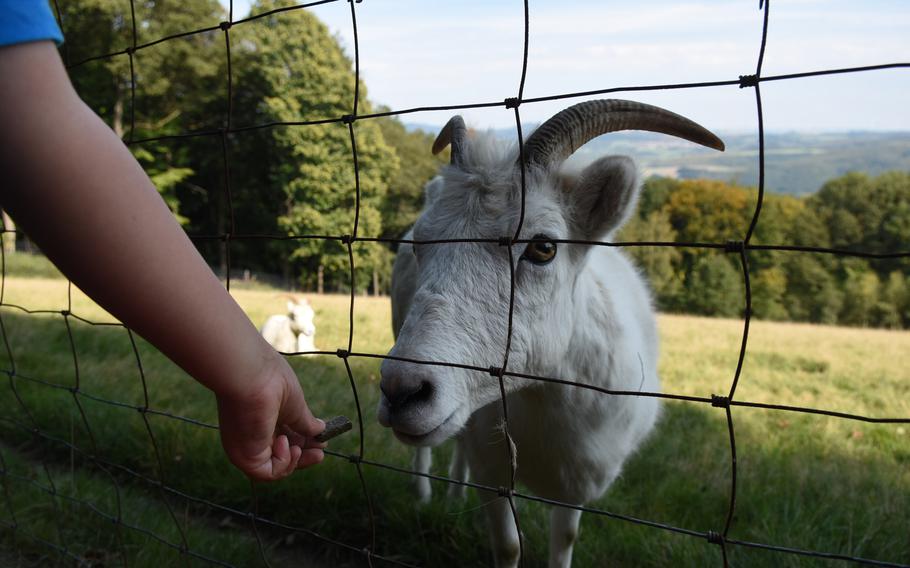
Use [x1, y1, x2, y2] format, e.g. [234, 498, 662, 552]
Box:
[0, 0, 906, 566]
[713, 4, 769, 561]
[489, 0, 538, 561]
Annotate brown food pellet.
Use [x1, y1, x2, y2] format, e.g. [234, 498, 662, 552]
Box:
[314, 415, 352, 443]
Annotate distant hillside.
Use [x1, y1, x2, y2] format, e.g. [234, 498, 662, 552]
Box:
[405, 124, 910, 195]
[577, 130, 910, 195]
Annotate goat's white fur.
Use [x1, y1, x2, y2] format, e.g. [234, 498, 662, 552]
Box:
[260, 297, 317, 353]
[381, 132, 660, 567]
[390, 180, 472, 503]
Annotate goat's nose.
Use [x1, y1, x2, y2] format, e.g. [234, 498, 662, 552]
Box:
[380, 360, 435, 412]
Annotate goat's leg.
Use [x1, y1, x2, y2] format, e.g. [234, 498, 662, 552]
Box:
[446, 436, 469, 499]
[464, 409, 520, 566]
[549, 505, 582, 568]
[483, 493, 521, 568]
[413, 446, 432, 504]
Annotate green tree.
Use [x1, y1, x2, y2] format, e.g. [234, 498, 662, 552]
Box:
[683, 255, 743, 317]
[809, 171, 910, 277]
[780, 254, 842, 325]
[375, 113, 448, 241]
[638, 176, 679, 218]
[665, 179, 754, 243]
[58, 0, 225, 223]
[659, 179, 753, 316]
[618, 209, 683, 309]
[229, 1, 398, 292]
[751, 266, 789, 321]
[880, 271, 909, 328]
[800, 171, 910, 327]
[839, 262, 881, 327]
[624, 172, 910, 328]
[751, 192, 803, 260]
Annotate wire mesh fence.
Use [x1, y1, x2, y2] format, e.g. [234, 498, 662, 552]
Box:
[0, 0, 908, 566]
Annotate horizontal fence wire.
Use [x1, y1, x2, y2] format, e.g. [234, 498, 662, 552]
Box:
[0, 0, 906, 566]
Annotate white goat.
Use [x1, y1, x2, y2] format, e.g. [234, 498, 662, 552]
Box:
[390, 176, 469, 503]
[260, 296, 317, 353]
[379, 99, 724, 567]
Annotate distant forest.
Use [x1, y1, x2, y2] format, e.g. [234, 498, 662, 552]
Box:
[52, 0, 910, 329]
[620, 173, 910, 329]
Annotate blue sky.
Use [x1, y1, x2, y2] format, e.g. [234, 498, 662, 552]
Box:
[220, 1, 909, 132]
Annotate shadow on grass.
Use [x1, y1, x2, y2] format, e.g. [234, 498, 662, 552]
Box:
[0, 311, 907, 567]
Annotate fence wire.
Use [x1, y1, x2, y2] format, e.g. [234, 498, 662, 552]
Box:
[0, 0, 907, 566]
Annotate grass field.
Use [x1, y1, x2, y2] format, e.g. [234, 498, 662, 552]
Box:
[0, 262, 907, 567]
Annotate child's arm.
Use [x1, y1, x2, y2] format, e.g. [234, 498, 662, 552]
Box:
[0, 40, 324, 481]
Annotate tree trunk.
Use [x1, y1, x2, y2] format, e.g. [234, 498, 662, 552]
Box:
[216, 193, 227, 277]
[317, 265, 324, 295]
[1, 211, 15, 254]
[279, 255, 290, 289]
[112, 85, 124, 139]
[372, 268, 380, 296]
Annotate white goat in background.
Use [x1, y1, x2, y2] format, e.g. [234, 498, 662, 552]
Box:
[380, 99, 724, 567]
[260, 296, 317, 353]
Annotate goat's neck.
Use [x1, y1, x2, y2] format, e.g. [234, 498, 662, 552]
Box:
[562, 254, 643, 393]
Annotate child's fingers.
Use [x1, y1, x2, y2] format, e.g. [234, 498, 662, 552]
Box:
[286, 444, 303, 476]
[281, 424, 327, 450]
[296, 447, 325, 470]
[268, 435, 302, 480]
[284, 401, 324, 439]
[270, 434, 290, 475]
[280, 381, 329, 450]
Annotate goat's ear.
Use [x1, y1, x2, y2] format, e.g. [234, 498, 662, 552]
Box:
[567, 155, 639, 241]
[286, 300, 297, 312]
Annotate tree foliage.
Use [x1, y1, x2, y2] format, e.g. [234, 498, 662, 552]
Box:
[58, 1, 909, 322]
[57, 0, 224, 222]
[620, 172, 910, 329]
[374, 111, 448, 241]
[226, 1, 399, 291]
[59, 0, 443, 293]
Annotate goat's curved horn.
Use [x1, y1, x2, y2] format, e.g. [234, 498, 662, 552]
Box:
[521, 99, 724, 170]
[432, 115, 467, 166]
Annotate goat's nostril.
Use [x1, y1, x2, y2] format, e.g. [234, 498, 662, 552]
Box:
[383, 378, 434, 411]
[411, 380, 434, 406]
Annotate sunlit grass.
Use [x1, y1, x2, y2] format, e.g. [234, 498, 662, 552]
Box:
[0, 270, 907, 567]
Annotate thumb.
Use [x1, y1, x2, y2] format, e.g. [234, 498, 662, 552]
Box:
[279, 378, 325, 445]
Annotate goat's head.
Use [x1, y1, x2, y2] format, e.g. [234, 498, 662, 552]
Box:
[287, 297, 316, 337]
[379, 99, 723, 447]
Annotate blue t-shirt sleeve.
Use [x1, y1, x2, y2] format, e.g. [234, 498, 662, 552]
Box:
[0, 1, 64, 48]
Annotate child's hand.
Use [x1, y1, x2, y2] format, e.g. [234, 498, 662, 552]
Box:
[215, 356, 326, 481]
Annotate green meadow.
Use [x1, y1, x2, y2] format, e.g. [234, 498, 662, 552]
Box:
[0, 262, 907, 567]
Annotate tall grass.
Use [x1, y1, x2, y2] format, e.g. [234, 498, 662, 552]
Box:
[0, 271, 907, 567]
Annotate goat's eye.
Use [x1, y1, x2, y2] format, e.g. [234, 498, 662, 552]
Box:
[521, 234, 557, 265]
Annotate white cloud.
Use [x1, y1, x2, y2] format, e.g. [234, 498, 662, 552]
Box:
[220, 0, 910, 130]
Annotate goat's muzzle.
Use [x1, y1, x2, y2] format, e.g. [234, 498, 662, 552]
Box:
[378, 359, 434, 425]
[377, 357, 466, 447]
